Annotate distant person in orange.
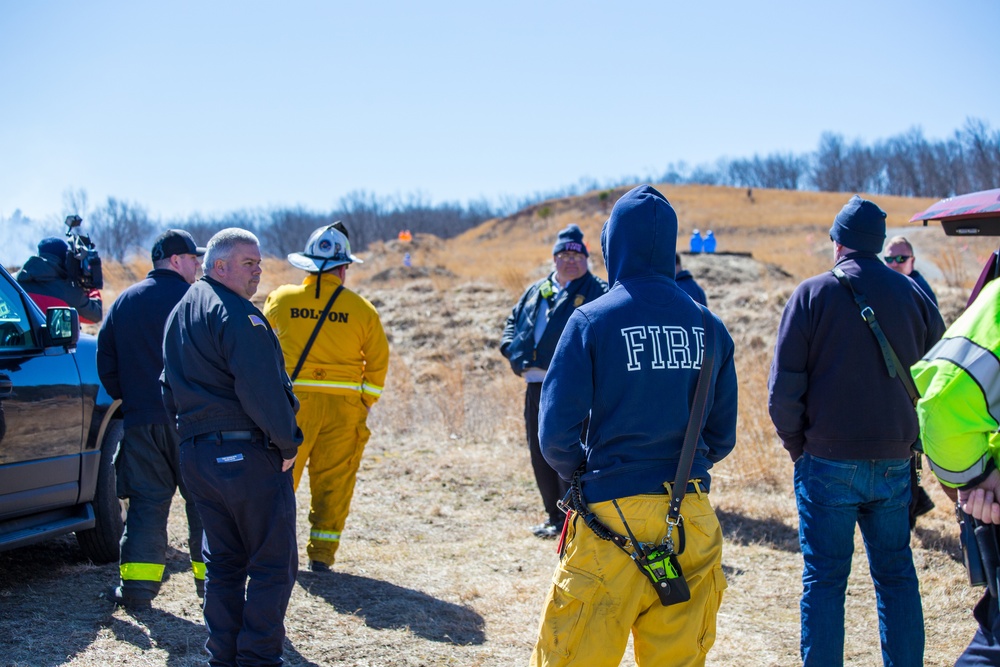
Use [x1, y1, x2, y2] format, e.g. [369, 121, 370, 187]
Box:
[883, 235, 937, 305]
[500, 224, 608, 538]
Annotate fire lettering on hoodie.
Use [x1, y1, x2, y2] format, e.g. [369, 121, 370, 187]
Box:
[621, 325, 704, 371]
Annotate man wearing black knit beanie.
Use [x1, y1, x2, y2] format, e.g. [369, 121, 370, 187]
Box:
[768, 195, 945, 666]
[500, 224, 608, 538]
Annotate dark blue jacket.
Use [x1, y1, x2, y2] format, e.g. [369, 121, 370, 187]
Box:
[161, 276, 303, 459]
[500, 271, 608, 376]
[910, 270, 937, 306]
[97, 269, 190, 428]
[539, 185, 738, 503]
[768, 254, 945, 462]
[676, 269, 707, 306]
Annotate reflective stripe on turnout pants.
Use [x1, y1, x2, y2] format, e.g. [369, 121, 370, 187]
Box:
[117, 423, 205, 600]
[291, 390, 371, 565]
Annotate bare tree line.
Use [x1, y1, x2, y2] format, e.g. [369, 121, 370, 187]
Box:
[662, 117, 999, 196]
[48, 117, 1000, 262]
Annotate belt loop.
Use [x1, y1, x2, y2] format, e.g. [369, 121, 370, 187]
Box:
[691, 479, 705, 498]
[662, 481, 672, 497]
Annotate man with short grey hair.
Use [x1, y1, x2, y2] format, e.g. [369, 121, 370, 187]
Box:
[162, 227, 302, 667]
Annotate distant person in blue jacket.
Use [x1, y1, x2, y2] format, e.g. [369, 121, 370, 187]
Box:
[689, 229, 703, 253]
[675, 254, 707, 306]
[884, 235, 937, 306]
[500, 224, 608, 539]
[703, 230, 717, 253]
[530, 185, 738, 666]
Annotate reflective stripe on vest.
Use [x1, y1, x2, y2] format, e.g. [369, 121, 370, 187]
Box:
[120, 562, 166, 582]
[924, 336, 1000, 425]
[926, 451, 994, 487]
[310, 529, 341, 543]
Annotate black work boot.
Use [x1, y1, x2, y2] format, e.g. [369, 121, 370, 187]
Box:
[101, 586, 152, 610]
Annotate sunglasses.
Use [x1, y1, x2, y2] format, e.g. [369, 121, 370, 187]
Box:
[883, 255, 912, 264]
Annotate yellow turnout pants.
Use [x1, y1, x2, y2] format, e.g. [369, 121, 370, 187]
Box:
[531, 487, 727, 667]
[292, 391, 371, 565]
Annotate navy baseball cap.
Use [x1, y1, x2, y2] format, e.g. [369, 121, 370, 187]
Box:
[151, 230, 206, 261]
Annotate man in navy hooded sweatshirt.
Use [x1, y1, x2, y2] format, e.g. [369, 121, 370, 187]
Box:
[532, 185, 738, 667]
[768, 196, 944, 667]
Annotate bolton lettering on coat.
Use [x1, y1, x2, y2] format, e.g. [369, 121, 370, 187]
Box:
[621, 325, 705, 371]
[289, 308, 349, 323]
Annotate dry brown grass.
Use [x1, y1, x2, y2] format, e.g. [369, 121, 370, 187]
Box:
[0, 184, 988, 666]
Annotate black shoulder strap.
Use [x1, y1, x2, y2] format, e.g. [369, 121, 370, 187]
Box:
[290, 285, 344, 383]
[831, 267, 920, 407]
[667, 306, 716, 522]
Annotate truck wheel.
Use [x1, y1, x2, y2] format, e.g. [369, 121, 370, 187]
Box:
[76, 419, 125, 564]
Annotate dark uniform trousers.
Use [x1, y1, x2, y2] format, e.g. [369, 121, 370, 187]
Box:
[117, 423, 204, 599]
[526, 382, 568, 527]
[956, 592, 1000, 666]
[180, 431, 298, 667]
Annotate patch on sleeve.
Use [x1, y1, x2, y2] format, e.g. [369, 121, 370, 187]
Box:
[248, 314, 266, 327]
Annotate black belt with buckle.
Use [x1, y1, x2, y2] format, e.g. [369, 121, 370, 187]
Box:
[193, 430, 259, 442]
[649, 481, 702, 495]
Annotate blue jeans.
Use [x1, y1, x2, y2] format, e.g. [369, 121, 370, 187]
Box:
[794, 453, 924, 667]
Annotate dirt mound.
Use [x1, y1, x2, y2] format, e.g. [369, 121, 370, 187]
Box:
[369, 265, 456, 282]
[682, 252, 792, 286]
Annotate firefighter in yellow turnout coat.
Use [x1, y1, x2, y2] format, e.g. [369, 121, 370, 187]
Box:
[264, 224, 389, 572]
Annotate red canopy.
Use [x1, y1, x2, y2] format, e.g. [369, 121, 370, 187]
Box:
[909, 188, 1000, 223]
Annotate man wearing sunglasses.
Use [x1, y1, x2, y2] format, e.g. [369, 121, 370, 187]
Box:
[884, 235, 938, 306]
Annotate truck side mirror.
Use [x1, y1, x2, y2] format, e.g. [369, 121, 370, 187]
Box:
[44, 307, 79, 347]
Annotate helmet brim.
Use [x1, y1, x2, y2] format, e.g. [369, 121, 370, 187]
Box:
[287, 252, 363, 272]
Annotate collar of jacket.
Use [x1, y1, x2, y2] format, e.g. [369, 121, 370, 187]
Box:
[303, 270, 344, 298]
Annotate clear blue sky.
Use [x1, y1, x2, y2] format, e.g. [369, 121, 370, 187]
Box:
[2, 0, 998, 227]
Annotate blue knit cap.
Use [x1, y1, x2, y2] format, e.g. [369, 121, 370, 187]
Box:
[829, 195, 886, 254]
[38, 237, 70, 264]
[552, 224, 588, 256]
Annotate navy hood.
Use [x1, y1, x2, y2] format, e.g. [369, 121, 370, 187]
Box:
[601, 184, 677, 285]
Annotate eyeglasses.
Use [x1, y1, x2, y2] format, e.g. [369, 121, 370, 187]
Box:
[883, 255, 912, 264]
[555, 252, 586, 262]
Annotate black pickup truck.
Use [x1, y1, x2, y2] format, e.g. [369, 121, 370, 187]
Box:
[0, 263, 123, 564]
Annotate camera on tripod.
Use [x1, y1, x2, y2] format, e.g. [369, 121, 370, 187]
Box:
[64, 215, 103, 290]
